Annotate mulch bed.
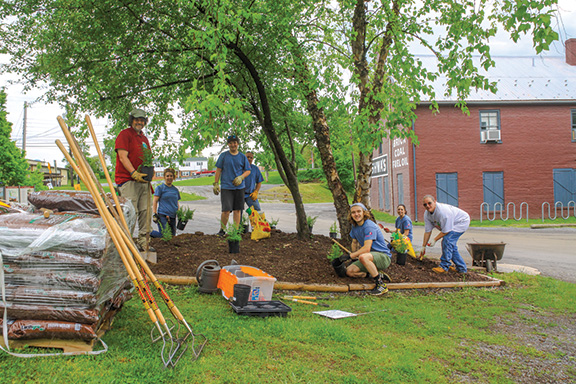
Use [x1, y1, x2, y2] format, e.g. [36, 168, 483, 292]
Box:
[149, 231, 492, 285]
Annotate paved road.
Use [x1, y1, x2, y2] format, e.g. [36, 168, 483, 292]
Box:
[178, 185, 576, 284]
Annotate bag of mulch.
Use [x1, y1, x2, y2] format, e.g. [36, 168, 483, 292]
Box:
[247, 207, 270, 240]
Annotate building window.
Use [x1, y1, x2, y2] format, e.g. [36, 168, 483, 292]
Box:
[182, 171, 190, 176]
[572, 110, 576, 142]
[480, 110, 501, 143]
[397, 173, 404, 205]
[436, 173, 459, 206]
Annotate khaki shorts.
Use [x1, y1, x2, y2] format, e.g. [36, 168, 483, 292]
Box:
[351, 252, 391, 273]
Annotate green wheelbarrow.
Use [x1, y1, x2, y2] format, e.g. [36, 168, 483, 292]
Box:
[466, 242, 506, 273]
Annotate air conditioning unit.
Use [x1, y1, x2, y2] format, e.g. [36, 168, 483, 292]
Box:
[485, 130, 501, 142]
[480, 131, 487, 142]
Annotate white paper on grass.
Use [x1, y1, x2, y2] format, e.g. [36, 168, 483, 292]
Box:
[313, 310, 358, 319]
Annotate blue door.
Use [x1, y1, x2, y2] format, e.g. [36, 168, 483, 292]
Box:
[483, 172, 504, 211]
[436, 173, 459, 206]
[397, 173, 404, 205]
[378, 177, 384, 210]
[384, 176, 390, 211]
[553, 168, 576, 205]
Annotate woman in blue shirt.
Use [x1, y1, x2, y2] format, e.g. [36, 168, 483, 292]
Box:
[383, 204, 413, 242]
[151, 168, 181, 238]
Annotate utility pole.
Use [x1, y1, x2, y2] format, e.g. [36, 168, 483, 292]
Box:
[22, 102, 27, 153]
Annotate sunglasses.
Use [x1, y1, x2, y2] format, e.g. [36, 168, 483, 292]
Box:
[423, 202, 434, 207]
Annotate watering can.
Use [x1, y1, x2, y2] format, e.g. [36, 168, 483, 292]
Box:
[196, 260, 221, 294]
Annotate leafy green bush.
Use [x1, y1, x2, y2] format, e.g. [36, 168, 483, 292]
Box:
[297, 169, 325, 183]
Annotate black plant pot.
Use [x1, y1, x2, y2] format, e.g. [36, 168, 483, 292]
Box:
[329, 232, 337, 239]
[140, 165, 155, 182]
[308, 225, 313, 232]
[396, 252, 407, 266]
[228, 240, 240, 254]
[177, 219, 188, 230]
[243, 224, 249, 234]
[331, 258, 347, 277]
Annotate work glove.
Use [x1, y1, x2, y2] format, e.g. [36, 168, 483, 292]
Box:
[232, 175, 245, 186]
[427, 239, 437, 247]
[131, 170, 148, 183]
[383, 227, 391, 233]
[250, 190, 258, 200]
[213, 182, 220, 195]
[153, 213, 159, 223]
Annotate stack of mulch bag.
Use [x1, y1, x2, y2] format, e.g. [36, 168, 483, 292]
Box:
[0, 190, 136, 349]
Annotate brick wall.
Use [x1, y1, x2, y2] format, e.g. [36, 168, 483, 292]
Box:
[412, 103, 576, 220]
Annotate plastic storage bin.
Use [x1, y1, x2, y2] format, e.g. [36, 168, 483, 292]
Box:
[217, 265, 276, 301]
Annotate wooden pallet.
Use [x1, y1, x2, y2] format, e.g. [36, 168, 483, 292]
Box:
[0, 336, 96, 353]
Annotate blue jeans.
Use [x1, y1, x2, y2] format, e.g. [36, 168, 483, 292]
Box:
[440, 231, 467, 272]
[150, 215, 176, 238]
[245, 195, 261, 212]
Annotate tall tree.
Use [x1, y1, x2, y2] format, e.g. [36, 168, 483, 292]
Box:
[0, 89, 34, 187]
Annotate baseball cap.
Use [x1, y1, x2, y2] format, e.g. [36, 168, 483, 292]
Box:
[227, 134, 240, 144]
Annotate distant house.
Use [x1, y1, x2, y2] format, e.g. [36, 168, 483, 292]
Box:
[152, 157, 209, 179]
[370, 39, 576, 221]
[27, 159, 69, 187]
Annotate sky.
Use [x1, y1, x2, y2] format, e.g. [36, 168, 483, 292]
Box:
[1, 1, 575, 167]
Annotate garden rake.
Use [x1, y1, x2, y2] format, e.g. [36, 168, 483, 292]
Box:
[56, 119, 179, 367]
[84, 115, 207, 365]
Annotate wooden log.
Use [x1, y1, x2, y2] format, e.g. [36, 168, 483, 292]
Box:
[274, 282, 349, 292]
[156, 275, 198, 285]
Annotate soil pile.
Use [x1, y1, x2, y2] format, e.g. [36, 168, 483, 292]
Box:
[150, 231, 492, 284]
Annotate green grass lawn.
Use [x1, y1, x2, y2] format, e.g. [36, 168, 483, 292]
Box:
[2, 273, 574, 383]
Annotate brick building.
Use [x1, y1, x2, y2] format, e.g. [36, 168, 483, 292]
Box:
[370, 40, 576, 221]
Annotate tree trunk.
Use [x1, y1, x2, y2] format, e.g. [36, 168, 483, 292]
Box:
[229, 43, 310, 239]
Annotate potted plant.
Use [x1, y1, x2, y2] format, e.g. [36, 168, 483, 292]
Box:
[225, 223, 243, 254]
[176, 206, 195, 230]
[329, 221, 338, 239]
[138, 145, 155, 182]
[327, 243, 348, 277]
[240, 213, 250, 234]
[160, 221, 173, 242]
[306, 215, 318, 232]
[268, 217, 279, 229]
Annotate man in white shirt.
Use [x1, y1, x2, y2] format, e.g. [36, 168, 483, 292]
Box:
[420, 195, 470, 273]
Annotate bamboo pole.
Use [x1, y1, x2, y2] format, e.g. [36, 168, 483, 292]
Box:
[55, 139, 163, 333]
[84, 115, 130, 232]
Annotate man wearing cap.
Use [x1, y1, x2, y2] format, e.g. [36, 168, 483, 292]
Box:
[345, 202, 392, 295]
[244, 151, 264, 213]
[420, 195, 470, 273]
[115, 108, 154, 251]
[213, 135, 251, 236]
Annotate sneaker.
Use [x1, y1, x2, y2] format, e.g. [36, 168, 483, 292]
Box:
[449, 266, 457, 272]
[370, 281, 388, 296]
[432, 267, 447, 273]
[217, 229, 226, 237]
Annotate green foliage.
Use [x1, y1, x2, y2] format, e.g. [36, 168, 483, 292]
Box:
[225, 223, 243, 242]
[160, 221, 173, 242]
[139, 145, 153, 167]
[0, 90, 32, 187]
[297, 169, 324, 183]
[327, 242, 343, 260]
[268, 217, 279, 227]
[176, 206, 194, 222]
[207, 156, 217, 171]
[306, 215, 318, 227]
[330, 221, 338, 233]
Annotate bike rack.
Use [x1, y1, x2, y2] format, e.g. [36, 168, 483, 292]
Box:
[541, 201, 576, 222]
[480, 202, 528, 223]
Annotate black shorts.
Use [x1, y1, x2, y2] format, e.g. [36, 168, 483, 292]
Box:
[221, 189, 245, 212]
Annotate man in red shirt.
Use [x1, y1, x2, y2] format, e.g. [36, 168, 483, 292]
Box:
[115, 108, 154, 251]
